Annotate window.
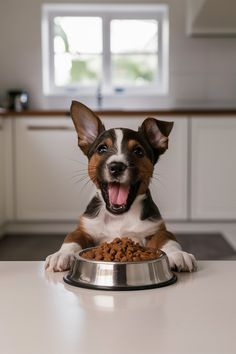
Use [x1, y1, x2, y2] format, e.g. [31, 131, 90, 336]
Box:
[42, 4, 169, 96]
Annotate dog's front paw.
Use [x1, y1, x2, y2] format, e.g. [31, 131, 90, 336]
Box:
[45, 243, 82, 272]
[45, 251, 76, 272]
[167, 251, 197, 272]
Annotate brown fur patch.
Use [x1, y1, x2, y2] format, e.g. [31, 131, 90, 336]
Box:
[127, 139, 139, 150]
[88, 137, 113, 187]
[88, 153, 102, 187]
[137, 156, 154, 195]
[104, 137, 113, 148]
[64, 217, 95, 249]
[145, 223, 177, 250]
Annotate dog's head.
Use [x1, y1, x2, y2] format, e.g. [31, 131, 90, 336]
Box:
[71, 101, 173, 215]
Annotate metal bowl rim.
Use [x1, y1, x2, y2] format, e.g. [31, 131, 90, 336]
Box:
[76, 247, 166, 265]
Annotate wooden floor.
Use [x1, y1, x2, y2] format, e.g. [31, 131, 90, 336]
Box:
[0, 233, 235, 261]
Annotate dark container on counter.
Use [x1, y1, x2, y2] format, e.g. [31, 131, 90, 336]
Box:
[7, 90, 29, 111]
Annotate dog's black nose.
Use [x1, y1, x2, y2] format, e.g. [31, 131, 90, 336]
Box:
[108, 162, 127, 177]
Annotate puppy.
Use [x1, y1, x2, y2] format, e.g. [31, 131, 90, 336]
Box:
[45, 101, 196, 272]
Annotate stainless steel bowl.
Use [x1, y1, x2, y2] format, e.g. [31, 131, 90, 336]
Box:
[64, 248, 177, 291]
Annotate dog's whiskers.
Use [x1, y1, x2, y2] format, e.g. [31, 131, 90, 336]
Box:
[66, 159, 99, 170]
[66, 158, 88, 166]
[80, 175, 98, 192]
[82, 178, 95, 189]
[70, 171, 88, 178]
[70, 173, 90, 182]
[73, 175, 91, 184]
[70, 167, 97, 179]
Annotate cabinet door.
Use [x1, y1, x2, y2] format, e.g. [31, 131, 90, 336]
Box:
[191, 117, 236, 219]
[0, 118, 4, 227]
[102, 115, 188, 220]
[15, 118, 96, 220]
[150, 116, 188, 220]
[0, 118, 14, 222]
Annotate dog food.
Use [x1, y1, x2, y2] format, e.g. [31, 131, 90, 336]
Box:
[81, 237, 160, 262]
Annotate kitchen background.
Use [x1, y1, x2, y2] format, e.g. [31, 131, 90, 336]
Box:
[0, 0, 236, 261]
[1, 0, 236, 109]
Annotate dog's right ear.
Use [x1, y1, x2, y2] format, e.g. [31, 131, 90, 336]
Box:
[70, 101, 105, 155]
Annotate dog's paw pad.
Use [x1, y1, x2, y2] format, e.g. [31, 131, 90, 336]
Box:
[45, 251, 76, 272]
[167, 251, 197, 272]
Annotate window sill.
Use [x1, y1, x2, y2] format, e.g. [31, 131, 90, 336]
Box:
[43, 90, 168, 98]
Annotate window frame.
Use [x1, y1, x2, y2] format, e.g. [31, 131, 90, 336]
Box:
[42, 4, 169, 97]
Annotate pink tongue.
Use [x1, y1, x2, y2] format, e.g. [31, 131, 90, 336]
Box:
[108, 183, 129, 206]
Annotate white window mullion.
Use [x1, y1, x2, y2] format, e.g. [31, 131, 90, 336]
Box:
[160, 11, 169, 94]
[102, 15, 112, 94]
[49, 15, 56, 94]
[156, 18, 162, 86]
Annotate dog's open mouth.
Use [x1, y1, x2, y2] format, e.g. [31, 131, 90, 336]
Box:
[100, 181, 140, 214]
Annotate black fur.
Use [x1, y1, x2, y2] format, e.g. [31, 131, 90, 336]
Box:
[84, 196, 102, 218]
[141, 190, 162, 221]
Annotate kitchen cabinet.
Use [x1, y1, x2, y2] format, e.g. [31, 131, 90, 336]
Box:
[191, 117, 236, 220]
[14, 115, 188, 221]
[149, 116, 188, 220]
[15, 118, 96, 220]
[2, 112, 236, 227]
[0, 118, 4, 229]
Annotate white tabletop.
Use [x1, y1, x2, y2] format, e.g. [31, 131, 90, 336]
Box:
[0, 261, 235, 354]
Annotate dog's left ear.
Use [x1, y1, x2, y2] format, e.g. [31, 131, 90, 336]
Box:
[140, 117, 174, 156]
[70, 101, 105, 155]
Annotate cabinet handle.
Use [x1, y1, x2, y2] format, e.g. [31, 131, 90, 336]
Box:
[27, 126, 74, 131]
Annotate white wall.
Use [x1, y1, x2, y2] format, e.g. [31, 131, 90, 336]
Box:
[0, 0, 236, 110]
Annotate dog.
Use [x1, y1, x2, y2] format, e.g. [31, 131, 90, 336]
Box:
[45, 101, 196, 272]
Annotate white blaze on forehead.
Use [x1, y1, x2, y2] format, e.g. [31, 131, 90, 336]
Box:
[106, 128, 127, 164]
[115, 129, 123, 155]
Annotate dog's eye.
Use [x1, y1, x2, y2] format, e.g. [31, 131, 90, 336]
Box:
[97, 144, 108, 154]
[133, 146, 144, 158]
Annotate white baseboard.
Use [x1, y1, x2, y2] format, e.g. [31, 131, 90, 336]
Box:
[0, 226, 4, 239]
[166, 221, 236, 250]
[2, 221, 77, 235]
[1, 221, 236, 250]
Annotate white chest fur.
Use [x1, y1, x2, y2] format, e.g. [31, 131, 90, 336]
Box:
[82, 194, 163, 245]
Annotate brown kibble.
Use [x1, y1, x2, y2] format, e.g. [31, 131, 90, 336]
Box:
[81, 237, 160, 262]
[104, 257, 111, 261]
[95, 255, 103, 261]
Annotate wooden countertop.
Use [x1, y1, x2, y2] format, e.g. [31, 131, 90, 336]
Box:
[1, 261, 236, 354]
[1, 108, 236, 116]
